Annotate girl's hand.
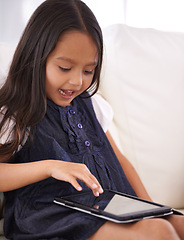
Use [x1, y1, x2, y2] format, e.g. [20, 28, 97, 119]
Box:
[48, 160, 103, 197]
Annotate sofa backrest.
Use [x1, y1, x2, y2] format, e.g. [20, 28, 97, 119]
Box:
[100, 24, 184, 209]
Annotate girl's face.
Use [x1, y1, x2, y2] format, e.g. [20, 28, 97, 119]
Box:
[46, 30, 98, 106]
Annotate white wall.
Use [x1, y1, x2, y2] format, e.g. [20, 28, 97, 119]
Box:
[0, 0, 184, 45]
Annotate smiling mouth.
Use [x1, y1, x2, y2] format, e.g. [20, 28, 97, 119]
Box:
[58, 89, 74, 96]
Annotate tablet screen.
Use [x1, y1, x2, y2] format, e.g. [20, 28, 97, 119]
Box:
[104, 194, 159, 215]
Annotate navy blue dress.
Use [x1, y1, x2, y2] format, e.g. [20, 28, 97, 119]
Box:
[4, 96, 136, 240]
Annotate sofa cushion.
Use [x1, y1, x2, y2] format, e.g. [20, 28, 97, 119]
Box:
[100, 24, 184, 209]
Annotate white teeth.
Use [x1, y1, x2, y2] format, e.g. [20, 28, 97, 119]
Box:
[59, 89, 66, 95]
[59, 89, 73, 95]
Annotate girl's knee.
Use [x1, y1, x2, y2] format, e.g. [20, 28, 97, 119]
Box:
[139, 218, 180, 240]
[89, 218, 180, 240]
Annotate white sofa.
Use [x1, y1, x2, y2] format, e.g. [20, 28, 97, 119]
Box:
[100, 24, 184, 212]
[0, 24, 184, 237]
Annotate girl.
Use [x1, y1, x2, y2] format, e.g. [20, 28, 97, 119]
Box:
[0, 0, 183, 239]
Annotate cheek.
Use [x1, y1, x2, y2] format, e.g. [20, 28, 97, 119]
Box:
[46, 66, 60, 88]
[83, 76, 94, 90]
[45, 70, 57, 96]
[81, 80, 91, 93]
[45, 72, 52, 92]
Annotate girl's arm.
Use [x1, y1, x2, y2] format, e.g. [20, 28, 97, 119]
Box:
[106, 131, 152, 201]
[0, 159, 103, 196]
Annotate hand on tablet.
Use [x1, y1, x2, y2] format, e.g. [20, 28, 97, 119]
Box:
[48, 160, 103, 196]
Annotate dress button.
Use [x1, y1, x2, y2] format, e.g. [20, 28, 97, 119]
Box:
[85, 140, 90, 147]
[77, 123, 83, 129]
[69, 109, 75, 115]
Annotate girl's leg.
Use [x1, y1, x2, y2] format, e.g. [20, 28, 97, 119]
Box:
[88, 218, 180, 240]
[166, 215, 184, 240]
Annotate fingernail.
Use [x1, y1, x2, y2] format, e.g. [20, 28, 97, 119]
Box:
[95, 192, 99, 197]
[99, 187, 103, 193]
[77, 186, 82, 191]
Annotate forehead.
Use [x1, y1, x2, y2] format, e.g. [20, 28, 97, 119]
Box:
[50, 30, 98, 65]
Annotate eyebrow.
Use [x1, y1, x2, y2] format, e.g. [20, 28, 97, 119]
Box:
[56, 57, 97, 66]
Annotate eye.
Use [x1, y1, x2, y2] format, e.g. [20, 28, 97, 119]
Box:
[84, 70, 94, 75]
[59, 66, 71, 72]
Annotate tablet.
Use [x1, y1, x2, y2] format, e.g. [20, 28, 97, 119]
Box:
[54, 189, 173, 223]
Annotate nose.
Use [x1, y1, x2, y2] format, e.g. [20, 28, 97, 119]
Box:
[68, 71, 83, 89]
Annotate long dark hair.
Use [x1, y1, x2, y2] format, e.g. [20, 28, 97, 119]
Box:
[0, 0, 103, 159]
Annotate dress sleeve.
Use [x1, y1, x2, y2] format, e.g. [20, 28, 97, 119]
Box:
[91, 94, 113, 133]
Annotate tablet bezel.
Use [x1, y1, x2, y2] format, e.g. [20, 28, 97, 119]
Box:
[54, 189, 173, 223]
